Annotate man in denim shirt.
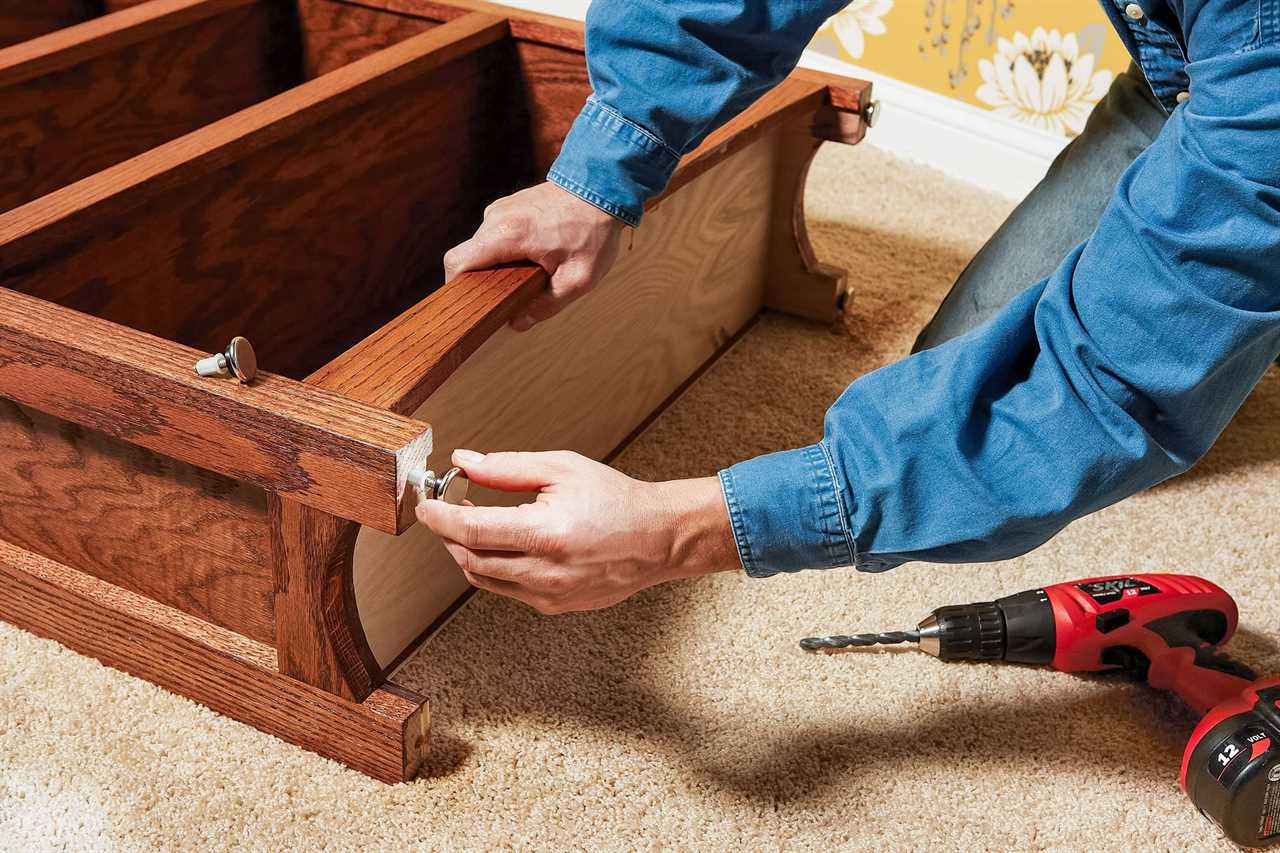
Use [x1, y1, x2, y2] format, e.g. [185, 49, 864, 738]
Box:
[419, 1, 1280, 615]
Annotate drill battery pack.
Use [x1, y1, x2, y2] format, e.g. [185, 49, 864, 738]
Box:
[1184, 681, 1280, 847]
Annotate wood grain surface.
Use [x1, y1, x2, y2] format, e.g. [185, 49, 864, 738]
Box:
[0, 13, 519, 382]
[513, 38, 590, 173]
[335, 0, 582, 48]
[355, 136, 779, 668]
[762, 129, 850, 321]
[0, 288, 433, 534]
[0, 0, 261, 88]
[308, 266, 547, 415]
[0, 537, 430, 782]
[270, 497, 380, 701]
[0, 397, 274, 643]
[0, 0, 98, 48]
[0, 0, 445, 212]
[0, 0, 293, 214]
[296, 0, 435, 78]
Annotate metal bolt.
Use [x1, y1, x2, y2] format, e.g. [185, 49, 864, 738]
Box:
[1176, 90, 1190, 104]
[863, 99, 882, 129]
[194, 336, 257, 384]
[1124, 3, 1144, 20]
[407, 466, 470, 505]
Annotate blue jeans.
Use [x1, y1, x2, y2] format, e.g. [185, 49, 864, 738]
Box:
[914, 64, 1168, 352]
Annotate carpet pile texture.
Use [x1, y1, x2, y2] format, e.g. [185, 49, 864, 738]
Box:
[2, 143, 1276, 851]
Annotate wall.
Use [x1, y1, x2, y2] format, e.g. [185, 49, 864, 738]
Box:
[811, 1, 1130, 137]
[493, 0, 1135, 197]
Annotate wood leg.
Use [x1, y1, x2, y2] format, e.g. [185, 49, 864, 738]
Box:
[763, 128, 850, 322]
[0, 537, 428, 783]
[269, 497, 382, 702]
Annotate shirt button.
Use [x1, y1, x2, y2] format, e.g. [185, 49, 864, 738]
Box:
[1124, 3, 1145, 19]
[1176, 90, 1190, 104]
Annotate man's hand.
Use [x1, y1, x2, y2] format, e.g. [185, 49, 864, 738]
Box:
[416, 449, 739, 614]
[444, 182, 625, 331]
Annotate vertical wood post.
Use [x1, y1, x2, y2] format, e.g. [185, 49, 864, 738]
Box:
[762, 126, 851, 322]
[269, 496, 382, 701]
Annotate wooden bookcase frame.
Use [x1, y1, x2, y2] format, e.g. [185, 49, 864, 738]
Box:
[0, 0, 872, 781]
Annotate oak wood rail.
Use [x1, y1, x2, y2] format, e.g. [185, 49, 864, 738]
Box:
[0, 0, 256, 89]
[0, 10, 510, 264]
[0, 288, 432, 534]
[307, 266, 547, 414]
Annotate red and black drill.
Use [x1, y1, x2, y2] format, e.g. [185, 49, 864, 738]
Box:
[801, 574, 1280, 847]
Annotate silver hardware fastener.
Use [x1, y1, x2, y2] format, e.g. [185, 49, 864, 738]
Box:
[194, 336, 257, 384]
[863, 99, 882, 128]
[407, 466, 470, 505]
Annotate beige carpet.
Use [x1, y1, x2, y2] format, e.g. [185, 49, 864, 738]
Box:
[3, 143, 1278, 852]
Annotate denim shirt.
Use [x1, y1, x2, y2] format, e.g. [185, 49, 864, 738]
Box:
[549, 1, 1280, 576]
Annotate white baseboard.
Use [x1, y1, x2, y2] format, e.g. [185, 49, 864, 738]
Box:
[798, 50, 1064, 200]
[491, 0, 1062, 200]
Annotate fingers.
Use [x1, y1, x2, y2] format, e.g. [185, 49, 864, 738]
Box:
[439, 539, 533, 582]
[461, 567, 523, 597]
[509, 261, 593, 331]
[416, 501, 536, 552]
[451, 449, 573, 492]
[443, 218, 534, 281]
[461, 567, 562, 614]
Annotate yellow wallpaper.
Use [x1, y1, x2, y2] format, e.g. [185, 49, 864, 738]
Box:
[811, 1, 1131, 136]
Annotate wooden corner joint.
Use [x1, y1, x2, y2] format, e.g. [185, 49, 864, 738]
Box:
[792, 69, 875, 146]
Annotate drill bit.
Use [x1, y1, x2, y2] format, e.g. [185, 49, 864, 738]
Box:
[799, 630, 920, 653]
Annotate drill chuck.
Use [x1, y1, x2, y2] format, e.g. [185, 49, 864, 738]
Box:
[915, 589, 1056, 663]
[917, 602, 1004, 660]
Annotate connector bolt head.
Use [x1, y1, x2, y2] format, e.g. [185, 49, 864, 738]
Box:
[407, 466, 470, 505]
[194, 336, 257, 384]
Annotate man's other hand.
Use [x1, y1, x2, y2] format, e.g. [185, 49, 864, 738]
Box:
[443, 182, 625, 331]
[416, 449, 738, 614]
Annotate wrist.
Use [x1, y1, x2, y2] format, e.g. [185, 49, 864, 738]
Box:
[548, 180, 624, 229]
[654, 476, 740, 582]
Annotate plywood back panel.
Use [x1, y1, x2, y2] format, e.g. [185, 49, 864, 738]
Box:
[353, 134, 780, 669]
[0, 397, 274, 643]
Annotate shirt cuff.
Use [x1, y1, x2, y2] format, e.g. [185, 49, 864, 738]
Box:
[718, 443, 858, 578]
[547, 97, 680, 228]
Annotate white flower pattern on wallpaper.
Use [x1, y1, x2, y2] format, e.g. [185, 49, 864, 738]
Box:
[976, 28, 1113, 136]
[829, 0, 894, 60]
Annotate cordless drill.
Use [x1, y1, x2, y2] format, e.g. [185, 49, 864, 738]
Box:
[801, 574, 1280, 847]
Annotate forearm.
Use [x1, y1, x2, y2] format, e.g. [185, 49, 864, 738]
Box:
[723, 47, 1280, 577]
[550, 0, 847, 225]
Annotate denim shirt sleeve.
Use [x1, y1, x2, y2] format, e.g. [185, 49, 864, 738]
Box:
[548, 0, 848, 226]
[723, 44, 1280, 578]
